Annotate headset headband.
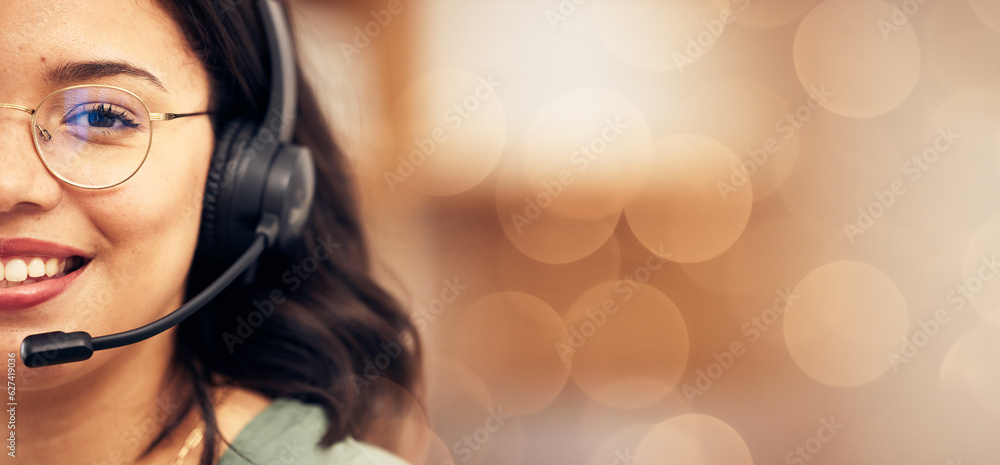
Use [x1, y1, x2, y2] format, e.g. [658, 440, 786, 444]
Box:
[258, 0, 297, 144]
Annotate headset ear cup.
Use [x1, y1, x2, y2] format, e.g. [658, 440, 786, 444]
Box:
[262, 144, 315, 255]
[199, 120, 254, 260]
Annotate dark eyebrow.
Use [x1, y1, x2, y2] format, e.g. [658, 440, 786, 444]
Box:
[46, 61, 167, 92]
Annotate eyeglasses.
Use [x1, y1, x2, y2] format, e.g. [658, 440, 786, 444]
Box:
[0, 84, 209, 189]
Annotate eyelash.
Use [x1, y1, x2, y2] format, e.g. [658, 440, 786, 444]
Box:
[68, 103, 142, 130]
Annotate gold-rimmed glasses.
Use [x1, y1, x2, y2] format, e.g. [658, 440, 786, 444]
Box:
[0, 84, 209, 189]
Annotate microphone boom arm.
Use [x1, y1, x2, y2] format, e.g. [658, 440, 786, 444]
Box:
[20, 214, 279, 368]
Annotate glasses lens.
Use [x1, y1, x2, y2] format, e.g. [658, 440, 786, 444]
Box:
[33, 86, 151, 188]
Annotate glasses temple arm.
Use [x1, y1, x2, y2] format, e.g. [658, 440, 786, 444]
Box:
[149, 111, 213, 121]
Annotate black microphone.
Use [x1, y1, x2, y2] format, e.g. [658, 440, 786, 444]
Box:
[19, 215, 279, 368]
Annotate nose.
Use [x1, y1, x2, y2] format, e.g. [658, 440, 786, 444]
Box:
[0, 105, 62, 213]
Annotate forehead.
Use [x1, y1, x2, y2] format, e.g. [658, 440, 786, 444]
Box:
[0, 0, 205, 97]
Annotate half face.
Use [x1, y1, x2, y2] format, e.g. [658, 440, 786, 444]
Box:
[0, 0, 214, 388]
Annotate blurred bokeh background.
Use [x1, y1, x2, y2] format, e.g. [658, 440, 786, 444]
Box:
[290, 0, 1000, 463]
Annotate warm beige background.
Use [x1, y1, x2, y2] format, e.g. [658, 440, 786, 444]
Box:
[293, 0, 1000, 463]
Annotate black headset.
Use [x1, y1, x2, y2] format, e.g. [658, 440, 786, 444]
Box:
[20, 0, 315, 367]
[200, 0, 315, 263]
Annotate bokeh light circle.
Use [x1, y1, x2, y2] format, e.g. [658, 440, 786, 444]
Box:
[968, 0, 1000, 33]
[453, 292, 571, 415]
[665, 78, 800, 202]
[961, 215, 1000, 329]
[390, 69, 506, 196]
[793, 0, 921, 118]
[520, 88, 653, 220]
[496, 151, 620, 265]
[940, 325, 1000, 418]
[624, 134, 753, 264]
[635, 414, 753, 465]
[784, 260, 909, 387]
[565, 281, 689, 409]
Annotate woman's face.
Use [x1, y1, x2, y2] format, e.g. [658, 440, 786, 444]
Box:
[0, 0, 213, 388]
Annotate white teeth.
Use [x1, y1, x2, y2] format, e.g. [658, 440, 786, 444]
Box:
[4, 259, 28, 282]
[45, 258, 59, 277]
[0, 257, 76, 285]
[28, 258, 45, 278]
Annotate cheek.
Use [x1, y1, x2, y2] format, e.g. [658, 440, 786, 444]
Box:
[87, 123, 214, 289]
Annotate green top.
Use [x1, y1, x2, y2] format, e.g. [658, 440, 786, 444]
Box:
[217, 398, 410, 465]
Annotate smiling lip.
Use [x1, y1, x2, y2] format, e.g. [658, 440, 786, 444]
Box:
[0, 238, 91, 312]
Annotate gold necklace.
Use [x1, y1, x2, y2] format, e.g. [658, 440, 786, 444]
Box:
[171, 385, 235, 464]
[172, 421, 206, 465]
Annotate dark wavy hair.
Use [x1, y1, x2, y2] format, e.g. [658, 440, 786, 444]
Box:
[148, 1, 422, 464]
